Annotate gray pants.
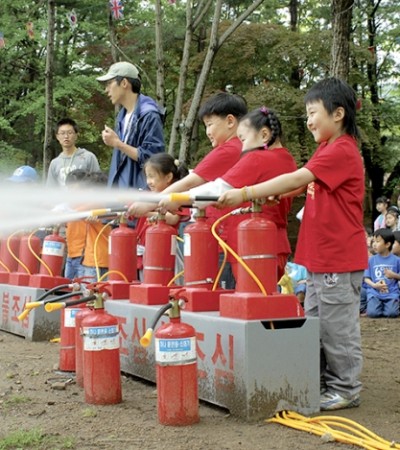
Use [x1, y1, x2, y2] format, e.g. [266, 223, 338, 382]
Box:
[305, 271, 363, 398]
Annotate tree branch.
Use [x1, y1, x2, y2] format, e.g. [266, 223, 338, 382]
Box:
[218, 0, 265, 47]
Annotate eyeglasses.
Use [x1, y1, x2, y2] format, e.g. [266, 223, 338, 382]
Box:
[57, 131, 76, 136]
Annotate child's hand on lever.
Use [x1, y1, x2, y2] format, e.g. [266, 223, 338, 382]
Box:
[217, 189, 243, 208]
[127, 202, 155, 217]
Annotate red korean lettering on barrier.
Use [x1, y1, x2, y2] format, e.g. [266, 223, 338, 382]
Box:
[114, 315, 128, 356]
[20, 295, 31, 329]
[195, 331, 207, 380]
[132, 316, 148, 365]
[1, 292, 10, 326]
[11, 294, 21, 322]
[211, 333, 235, 392]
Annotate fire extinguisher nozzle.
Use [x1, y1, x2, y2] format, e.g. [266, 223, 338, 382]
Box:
[45, 302, 65, 313]
[140, 328, 153, 348]
[169, 193, 192, 203]
[25, 301, 42, 310]
[17, 309, 30, 321]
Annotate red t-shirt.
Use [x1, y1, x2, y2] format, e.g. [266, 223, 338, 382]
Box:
[222, 147, 297, 257]
[194, 137, 242, 238]
[194, 137, 242, 181]
[295, 134, 368, 273]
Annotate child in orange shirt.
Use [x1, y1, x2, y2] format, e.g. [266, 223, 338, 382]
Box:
[64, 170, 89, 280]
[81, 172, 111, 282]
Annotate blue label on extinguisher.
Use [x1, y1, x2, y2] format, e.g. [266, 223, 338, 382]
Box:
[42, 240, 65, 257]
[155, 337, 196, 365]
[83, 325, 119, 351]
[159, 338, 191, 351]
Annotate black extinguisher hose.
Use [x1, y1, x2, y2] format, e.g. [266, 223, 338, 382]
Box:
[140, 302, 173, 348]
[36, 283, 76, 302]
[44, 294, 97, 313]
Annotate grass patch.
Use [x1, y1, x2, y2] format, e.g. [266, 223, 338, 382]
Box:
[0, 429, 76, 450]
[82, 407, 97, 418]
[3, 395, 31, 407]
[0, 428, 44, 449]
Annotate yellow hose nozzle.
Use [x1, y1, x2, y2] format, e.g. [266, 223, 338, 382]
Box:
[169, 193, 191, 203]
[17, 309, 31, 321]
[140, 328, 154, 348]
[89, 208, 110, 217]
[45, 302, 65, 313]
[24, 301, 42, 310]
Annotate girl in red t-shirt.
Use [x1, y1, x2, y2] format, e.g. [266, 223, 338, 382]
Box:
[186, 107, 297, 282]
[133, 154, 190, 276]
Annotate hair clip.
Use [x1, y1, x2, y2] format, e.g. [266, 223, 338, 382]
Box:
[260, 106, 269, 116]
[174, 159, 180, 167]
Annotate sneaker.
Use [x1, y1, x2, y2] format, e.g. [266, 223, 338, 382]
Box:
[320, 391, 360, 411]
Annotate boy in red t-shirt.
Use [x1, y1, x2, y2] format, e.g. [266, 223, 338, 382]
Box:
[218, 78, 368, 411]
[161, 107, 297, 281]
[129, 92, 248, 287]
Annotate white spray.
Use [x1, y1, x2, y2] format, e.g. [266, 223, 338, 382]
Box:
[0, 184, 165, 235]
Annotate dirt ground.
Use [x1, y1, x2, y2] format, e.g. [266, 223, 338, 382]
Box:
[0, 317, 399, 450]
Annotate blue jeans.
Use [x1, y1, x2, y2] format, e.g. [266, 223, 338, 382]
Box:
[64, 256, 84, 280]
[218, 253, 236, 290]
[359, 286, 367, 314]
[82, 266, 109, 282]
[366, 295, 399, 318]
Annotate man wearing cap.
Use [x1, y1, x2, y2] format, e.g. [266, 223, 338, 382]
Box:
[7, 166, 38, 183]
[97, 61, 165, 189]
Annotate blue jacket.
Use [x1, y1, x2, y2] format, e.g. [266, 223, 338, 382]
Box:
[108, 94, 165, 188]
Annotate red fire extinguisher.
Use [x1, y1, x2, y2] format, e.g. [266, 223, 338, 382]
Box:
[74, 306, 93, 387]
[183, 210, 219, 288]
[0, 233, 21, 274]
[141, 291, 199, 426]
[108, 216, 137, 282]
[143, 213, 177, 285]
[236, 203, 278, 294]
[44, 288, 91, 372]
[58, 303, 85, 372]
[17, 233, 41, 274]
[81, 294, 121, 405]
[39, 227, 66, 277]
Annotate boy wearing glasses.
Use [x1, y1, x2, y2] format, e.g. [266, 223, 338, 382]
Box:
[46, 118, 100, 187]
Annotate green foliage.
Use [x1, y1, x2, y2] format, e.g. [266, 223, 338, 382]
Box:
[0, 0, 399, 199]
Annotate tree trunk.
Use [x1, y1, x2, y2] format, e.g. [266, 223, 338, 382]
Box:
[362, 0, 386, 226]
[43, 0, 55, 179]
[154, 0, 165, 108]
[288, 0, 308, 165]
[167, 0, 195, 156]
[178, 0, 222, 161]
[330, 0, 353, 79]
[178, 0, 266, 162]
